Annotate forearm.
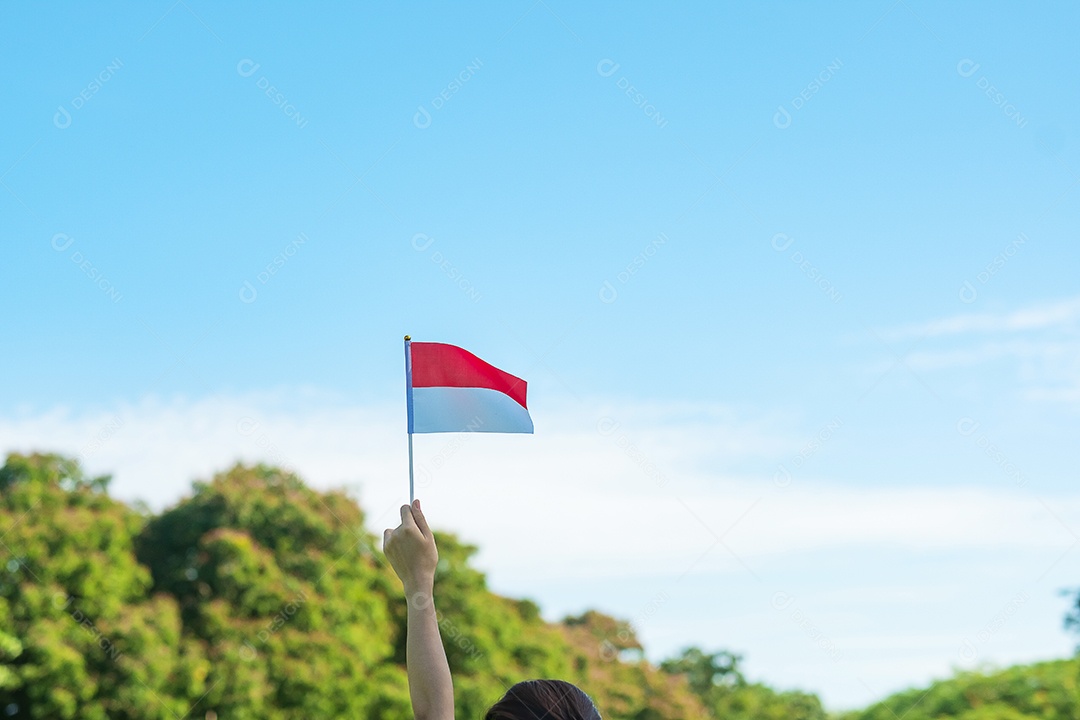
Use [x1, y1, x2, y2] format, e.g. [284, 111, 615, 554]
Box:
[405, 584, 455, 720]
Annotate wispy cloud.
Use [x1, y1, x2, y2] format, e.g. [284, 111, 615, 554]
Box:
[881, 295, 1080, 342]
[2, 391, 1076, 580]
[867, 297, 1080, 402]
[901, 339, 1080, 372]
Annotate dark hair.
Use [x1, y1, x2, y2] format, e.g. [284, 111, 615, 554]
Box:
[485, 679, 601, 720]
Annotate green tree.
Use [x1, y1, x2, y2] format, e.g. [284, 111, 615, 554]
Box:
[660, 646, 826, 720]
[136, 463, 409, 719]
[2, 453, 833, 719]
[560, 612, 710, 719]
[834, 659, 1080, 720]
[0, 453, 207, 719]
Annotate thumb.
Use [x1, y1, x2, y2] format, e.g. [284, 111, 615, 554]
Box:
[382, 528, 392, 549]
[411, 499, 431, 537]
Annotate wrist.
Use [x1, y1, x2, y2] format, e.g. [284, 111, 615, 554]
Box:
[403, 577, 435, 597]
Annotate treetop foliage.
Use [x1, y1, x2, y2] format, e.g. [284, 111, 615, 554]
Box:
[2, 452, 1071, 719]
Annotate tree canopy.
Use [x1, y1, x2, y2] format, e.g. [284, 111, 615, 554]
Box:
[833, 659, 1080, 720]
[0, 453, 750, 718]
[1, 451, 1072, 719]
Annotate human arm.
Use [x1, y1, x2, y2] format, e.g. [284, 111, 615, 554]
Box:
[383, 500, 454, 720]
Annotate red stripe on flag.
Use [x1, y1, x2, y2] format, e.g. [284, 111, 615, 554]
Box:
[410, 342, 528, 409]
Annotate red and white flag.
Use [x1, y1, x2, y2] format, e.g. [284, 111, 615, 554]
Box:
[405, 339, 533, 434]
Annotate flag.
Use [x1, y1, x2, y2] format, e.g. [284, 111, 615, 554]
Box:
[405, 339, 533, 434]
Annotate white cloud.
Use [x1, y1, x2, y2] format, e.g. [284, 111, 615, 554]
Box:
[865, 297, 1080, 403]
[4, 390, 1079, 710]
[901, 339, 1080, 372]
[881, 295, 1080, 342]
[2, 391, 1077, 580]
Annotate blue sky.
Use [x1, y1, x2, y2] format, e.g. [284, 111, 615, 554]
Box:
[3, 0, 1080, 710]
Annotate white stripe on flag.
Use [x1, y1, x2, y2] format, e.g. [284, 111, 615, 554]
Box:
[411, 386, 533, 434]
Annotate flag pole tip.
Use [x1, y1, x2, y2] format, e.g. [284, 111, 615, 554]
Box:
[404, 335, 411, 341]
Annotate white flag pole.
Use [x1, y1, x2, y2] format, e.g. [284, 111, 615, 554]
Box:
[404, 335, 415, 504]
